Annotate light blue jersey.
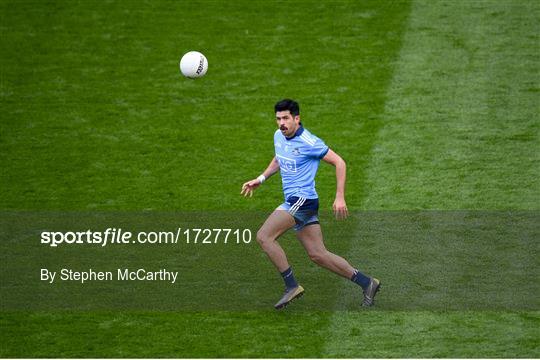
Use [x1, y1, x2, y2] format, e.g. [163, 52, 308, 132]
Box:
[274, 126, 329, 200]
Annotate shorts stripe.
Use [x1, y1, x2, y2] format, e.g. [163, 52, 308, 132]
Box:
[289, 197, 306, 215]
[278, 197, 319, 231]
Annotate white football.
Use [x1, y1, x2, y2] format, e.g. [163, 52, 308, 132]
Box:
[179, 51, 208, 78]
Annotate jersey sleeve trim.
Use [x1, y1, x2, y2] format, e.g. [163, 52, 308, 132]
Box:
[318, 146, 329, 159]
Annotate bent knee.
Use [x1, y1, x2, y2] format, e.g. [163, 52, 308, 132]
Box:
[256, 230, 274, 246]
[308, 250, 328, 265]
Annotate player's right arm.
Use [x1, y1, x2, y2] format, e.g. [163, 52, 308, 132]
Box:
[241, 157, 280, 197]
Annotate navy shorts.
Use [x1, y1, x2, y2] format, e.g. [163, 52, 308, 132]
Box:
[278, 196, 320, 231]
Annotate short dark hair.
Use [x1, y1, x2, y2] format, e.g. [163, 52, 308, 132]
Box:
[274, 99, 300, 116]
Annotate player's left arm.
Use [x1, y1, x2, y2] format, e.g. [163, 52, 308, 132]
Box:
[322, 149, 349, 220]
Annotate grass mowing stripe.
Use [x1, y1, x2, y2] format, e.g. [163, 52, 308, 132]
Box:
[0, 311, 333, 358]
[362, 0, 539, 210]
[0, 0, 410, 212]
[1, 1, 413, 357]
[323, 310, 539, 358]
[324, 0, 539, 357]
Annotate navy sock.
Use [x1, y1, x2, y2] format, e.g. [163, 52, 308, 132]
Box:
[351, 269, 371, 290]
[281, 267, 298, 289]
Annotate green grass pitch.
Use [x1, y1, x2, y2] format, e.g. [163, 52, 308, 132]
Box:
[1, 0, 539, 357]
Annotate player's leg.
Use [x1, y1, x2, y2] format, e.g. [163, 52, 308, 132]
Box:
[297, 223, 381, 306]
[257, 209, 305, 309]
[256, 209, 295, 272]
[296, 223, 355, 277]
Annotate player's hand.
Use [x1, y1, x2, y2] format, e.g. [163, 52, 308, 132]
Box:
[333, 197, 348, 220]
[241, 179, 261, 197]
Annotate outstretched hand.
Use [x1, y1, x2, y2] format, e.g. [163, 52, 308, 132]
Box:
[241, 179, 261, 197]
[333, 197, 349, 220]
